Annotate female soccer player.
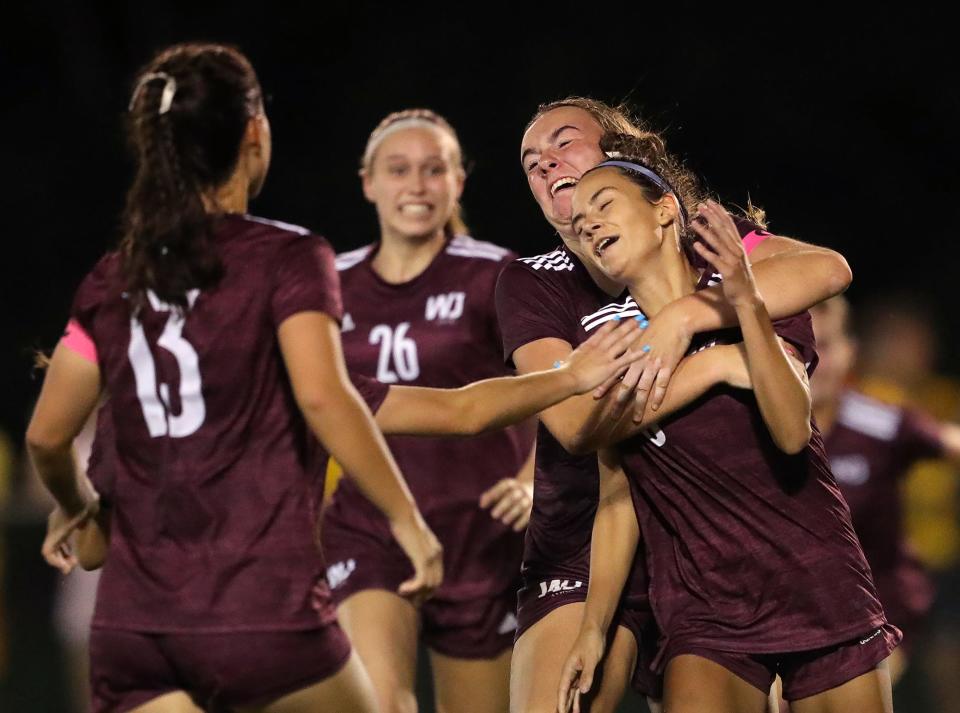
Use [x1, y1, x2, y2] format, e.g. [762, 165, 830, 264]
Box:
[27, 42, 446, 713]
[321, 109, 538, 713]
[558, 134, 898, 713]
[810, 296, 960, 685]
[497, 98, 855, 713]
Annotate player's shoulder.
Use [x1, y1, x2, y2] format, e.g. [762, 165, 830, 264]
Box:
[514, 244, 577, 273]
[837, 390, 905, 442]
[444, 234, 514, 263]
[334, 244, 374, 273]
[78, 250, 123, 296]
[233, 214, 332, 256]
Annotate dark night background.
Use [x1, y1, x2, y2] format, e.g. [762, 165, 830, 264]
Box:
[3, 4, 955, 440]
[1, 3, 956, 710]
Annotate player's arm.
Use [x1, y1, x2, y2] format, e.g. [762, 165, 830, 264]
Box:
[693, 201, 812, 454]
[373, 319, 645, 437]
[619, 229, 850, 417]
[26, 344, 103, 573]
[278, 311, 442, 600]
[514, 335, 745, 455]
[74, 507, 110, 570]
[557, 449, 638, 712]
[666, 234, 851, 336]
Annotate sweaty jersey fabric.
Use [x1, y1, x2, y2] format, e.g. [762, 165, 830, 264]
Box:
[325, 235, 533, 601]
[619, 275, 886, 654]
[71, 214, 343, 634]
[825, 391, 943, 635]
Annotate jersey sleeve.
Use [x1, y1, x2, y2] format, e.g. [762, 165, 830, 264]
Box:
[495, 260, 578, 368]
[348, 371, 391, 414]
[772, 311, 820, 375]
[61, 319, 98, 363]
[69, 253, 119, 337]
[271, 234, 343, 327]
[896, 409, 946, 464]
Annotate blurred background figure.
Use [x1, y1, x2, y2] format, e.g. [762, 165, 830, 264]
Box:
[810, 294, 960, 713]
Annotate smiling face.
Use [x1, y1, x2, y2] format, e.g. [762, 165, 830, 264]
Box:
[362, 126, 464, 242]
[520, 106, 606, 236]
[571, 167, 677, 283]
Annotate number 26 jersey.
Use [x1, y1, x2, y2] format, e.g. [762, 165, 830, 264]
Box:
[329, 235, 534, 601]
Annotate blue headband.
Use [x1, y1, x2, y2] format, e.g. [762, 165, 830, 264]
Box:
[595, 159, 688, 221]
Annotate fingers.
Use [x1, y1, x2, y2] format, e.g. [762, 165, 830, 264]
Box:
[632, 358, 659, 422]
[42, 539, 76, 575]
[479, 478, 512, 509]
[609, 361, 645, 420]
[592, 367, 627, 400]
[578, 655, 597, 696]
[696, 200, 741, 244]
[490, 489, 523, 521]
[603, 318, 641, 355]
[501, 499, 531, 531]
[649, 361, 673, 412]
[557, 655, 582, 713]
[482, 480, 532, 531]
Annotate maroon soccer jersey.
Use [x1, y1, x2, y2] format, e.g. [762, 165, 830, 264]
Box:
[70, 214, 344, 634]
[495, 219, 767, 601]
[326, 235, 533, 601]
[617, 276, 886, 655]
[495, 244, 614, 582]
[824, 391, 943, 634]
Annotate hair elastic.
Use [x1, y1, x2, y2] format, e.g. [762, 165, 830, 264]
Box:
[129, 72, 178, 115]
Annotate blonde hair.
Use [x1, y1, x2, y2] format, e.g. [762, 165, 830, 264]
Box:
[361, 108, 468, 236]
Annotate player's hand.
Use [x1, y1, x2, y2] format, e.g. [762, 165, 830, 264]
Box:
[594, 303, 692, 420]
[691, 200, 762, 309]
[391, 509, 443, 606]
[479, 478, 533, 532]
[563, 319, 644, 395]
[557, 624, 606, 713]
[42, 497, 99, 575]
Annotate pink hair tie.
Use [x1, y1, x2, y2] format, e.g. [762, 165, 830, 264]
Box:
[61, 319, 98, 364]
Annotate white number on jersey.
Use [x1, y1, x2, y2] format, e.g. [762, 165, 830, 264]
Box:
[369, 322, 420, 383]
[128, 290, 206, 438]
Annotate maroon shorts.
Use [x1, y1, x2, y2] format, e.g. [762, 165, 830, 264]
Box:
[515, 565, 662, 698]
[89, 625, 351, 713]
[323, 536, 518, 660]
[661, 623, 901, 701]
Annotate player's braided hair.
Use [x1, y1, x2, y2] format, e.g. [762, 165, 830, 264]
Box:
[122, 43, 261, 310]
[361, 108, 469, 237]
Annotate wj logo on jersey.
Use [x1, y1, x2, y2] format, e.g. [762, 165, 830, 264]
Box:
[538, 579, 583, 598]
[425, 292, 465, 321]
[327, 559, 356, 589]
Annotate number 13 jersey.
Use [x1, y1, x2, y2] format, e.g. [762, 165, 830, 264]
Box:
[328, 235, 534, 601]
[69, 215, 345, 634]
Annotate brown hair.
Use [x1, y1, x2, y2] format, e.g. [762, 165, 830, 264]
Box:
[525, 96, 652, 139]
[361, 108, 468, 237]
[529, 97, 768, 229]
[121, 43, 262, 311]
[596, 132, 705, 237]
